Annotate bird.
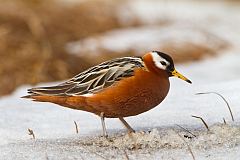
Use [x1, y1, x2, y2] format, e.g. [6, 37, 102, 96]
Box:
[22, 51, 191, 137]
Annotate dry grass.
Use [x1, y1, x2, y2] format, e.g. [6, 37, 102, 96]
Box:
[0, 0, 230, 96]
[28, 128, 35, 140]
[123, 149, 130, 160]
[0, 0, 123, 96]
[175, 124, 196, 138]
[74, 121, 79, 134]
[174, 130, 196, 160]
[191, 115, 210, 131]
[161, 42, 227, 63]
[196, 92, 235, 122]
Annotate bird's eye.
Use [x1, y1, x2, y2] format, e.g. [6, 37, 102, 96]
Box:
[160, 61, 167, 66]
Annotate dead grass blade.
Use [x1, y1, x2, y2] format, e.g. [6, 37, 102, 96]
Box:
[196, 92, 234, 122]
[174, 130, 196, 160]
[191, 115, 210, 131]
[74, 121, 79, 134]
[123, 149, 130, 160]
[45, 152, 49, 160]
[79, 154, 85, 160]
[175, 124, 197, 138]
[81, 146, 109, 160]
[28, 128, 35, 139]
[223, 118, 227, 125]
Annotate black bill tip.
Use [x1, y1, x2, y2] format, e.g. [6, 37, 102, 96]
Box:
[186, 79, 192, 84]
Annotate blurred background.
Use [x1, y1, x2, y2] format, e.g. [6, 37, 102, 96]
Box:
[0, 0, 239, 96]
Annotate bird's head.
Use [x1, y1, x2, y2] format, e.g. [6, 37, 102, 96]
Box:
[143, 51, 192, 84]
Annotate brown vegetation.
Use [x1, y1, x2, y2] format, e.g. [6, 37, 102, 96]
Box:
[0, 0, 229, 96]
[0, 0, 123, 96]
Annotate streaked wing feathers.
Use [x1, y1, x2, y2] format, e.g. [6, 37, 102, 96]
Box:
[27, 57, 145, 96]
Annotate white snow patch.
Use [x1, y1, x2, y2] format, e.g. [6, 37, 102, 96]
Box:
[66, 0, 240, 57]
[1, 50, 240, 159]
[2, 0, 240, 159]
[66, 25, 227, 56]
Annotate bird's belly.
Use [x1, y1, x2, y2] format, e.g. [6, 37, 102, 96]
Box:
[86, 69, 170, 118]
[108, 87, 168, 117]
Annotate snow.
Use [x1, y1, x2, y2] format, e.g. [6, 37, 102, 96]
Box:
[66, 0, 240, 58]
[120, 0, 240, 25]
[66, 25, 227, 56]
[1, 52, 240, 159]
[1, 0, 240, 159]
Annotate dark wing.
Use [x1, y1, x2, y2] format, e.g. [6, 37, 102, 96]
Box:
[27, 57, 145, 96]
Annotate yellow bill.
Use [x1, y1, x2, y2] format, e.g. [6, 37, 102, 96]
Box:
[171, 69, 192, 84]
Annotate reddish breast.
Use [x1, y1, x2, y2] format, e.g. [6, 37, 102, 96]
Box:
[86, 67, 170, 118]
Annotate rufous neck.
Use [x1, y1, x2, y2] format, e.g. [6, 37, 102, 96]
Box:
[142, 53, 169, 78]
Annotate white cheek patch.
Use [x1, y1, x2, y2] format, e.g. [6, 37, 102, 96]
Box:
[151, 52, 170, 70]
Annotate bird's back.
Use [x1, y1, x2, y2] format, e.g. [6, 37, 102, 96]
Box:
[24, 56, 145, 97]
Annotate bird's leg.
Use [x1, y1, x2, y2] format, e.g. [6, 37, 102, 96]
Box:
[100, 112, 108, 138]
[119, 117, 135, 133]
